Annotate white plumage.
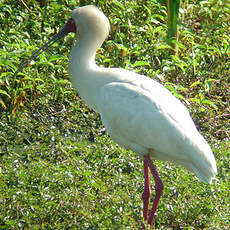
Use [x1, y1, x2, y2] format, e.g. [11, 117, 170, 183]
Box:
[68, 6, 217, 183]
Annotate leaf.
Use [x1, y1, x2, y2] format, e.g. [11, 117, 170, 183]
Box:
[177, 86, 188, 92]
[171, 40, 186, 50]
[38, 61, 54, 68]
[56, 79, 71, 85]
[111, 0, 125, 11]
[133, 61, 150, 67]
[0, 98, 7, 109]
[173, 92, 186, 101]
[204, 79, 215, 92]
[190, 81, 201, 88]
[202, 99, 218, 109]
[152, 14, 165, 21]
[48, 55, 68, 62]
[34, 78, 45, 83]
[152, 26, 164, 35]
[115, 43, 128, 52]
[1, 60, 17, 70]
[189, 98, 201, 104]
[156, 44, 171, 50]
[14, 72, 28, 78]
[0, 89, 11, 98]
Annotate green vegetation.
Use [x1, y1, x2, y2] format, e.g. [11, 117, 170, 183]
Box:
[0, 0, 229, 229]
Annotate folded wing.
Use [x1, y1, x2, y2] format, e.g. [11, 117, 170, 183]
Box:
[98, 80, 217, 183]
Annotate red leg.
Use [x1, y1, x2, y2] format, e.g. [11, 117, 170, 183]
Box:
[145, 154, 164, 227]
[142, 156, 151, 222]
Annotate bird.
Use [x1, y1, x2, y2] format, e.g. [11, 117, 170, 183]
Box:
[15, 5, 217, 229]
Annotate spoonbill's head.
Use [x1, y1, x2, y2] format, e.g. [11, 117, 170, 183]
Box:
[71, 5, 110, 42]
[14, 5, 110, 76]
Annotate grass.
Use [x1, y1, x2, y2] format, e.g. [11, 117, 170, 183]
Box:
[0, 0, 229, 229]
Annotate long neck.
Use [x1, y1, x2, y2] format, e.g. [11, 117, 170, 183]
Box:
[69, 31, 105, 69]
[69, 40, 95, 69]
[68, 33, 104, 111]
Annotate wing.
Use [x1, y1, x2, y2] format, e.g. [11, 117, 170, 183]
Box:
[98, 81, 195, 155]
[98, 81, 216, 182]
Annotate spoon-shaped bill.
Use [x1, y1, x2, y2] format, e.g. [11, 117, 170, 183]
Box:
[13, 18, 76, 77]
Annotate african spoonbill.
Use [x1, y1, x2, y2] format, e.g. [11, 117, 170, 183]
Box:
[15, 5, 217, 228]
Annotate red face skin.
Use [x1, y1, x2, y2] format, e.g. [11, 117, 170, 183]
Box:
[14, 18, 77, 77]
[63, 18, 77, 33]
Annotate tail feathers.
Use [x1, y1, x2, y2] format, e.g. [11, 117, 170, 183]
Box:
[186, 131, 217, 183]
[189, 145, 217, 184]
[191, 161, 217, 183]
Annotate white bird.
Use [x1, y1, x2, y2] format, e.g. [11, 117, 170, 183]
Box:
[15, 5, 217, 229]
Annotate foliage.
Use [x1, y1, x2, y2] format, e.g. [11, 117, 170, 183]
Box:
[0, 0, 229, 229]
[166, 0, 180, 52]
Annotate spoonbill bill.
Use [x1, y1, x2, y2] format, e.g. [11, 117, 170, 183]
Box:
[15, 5, 217, 229]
